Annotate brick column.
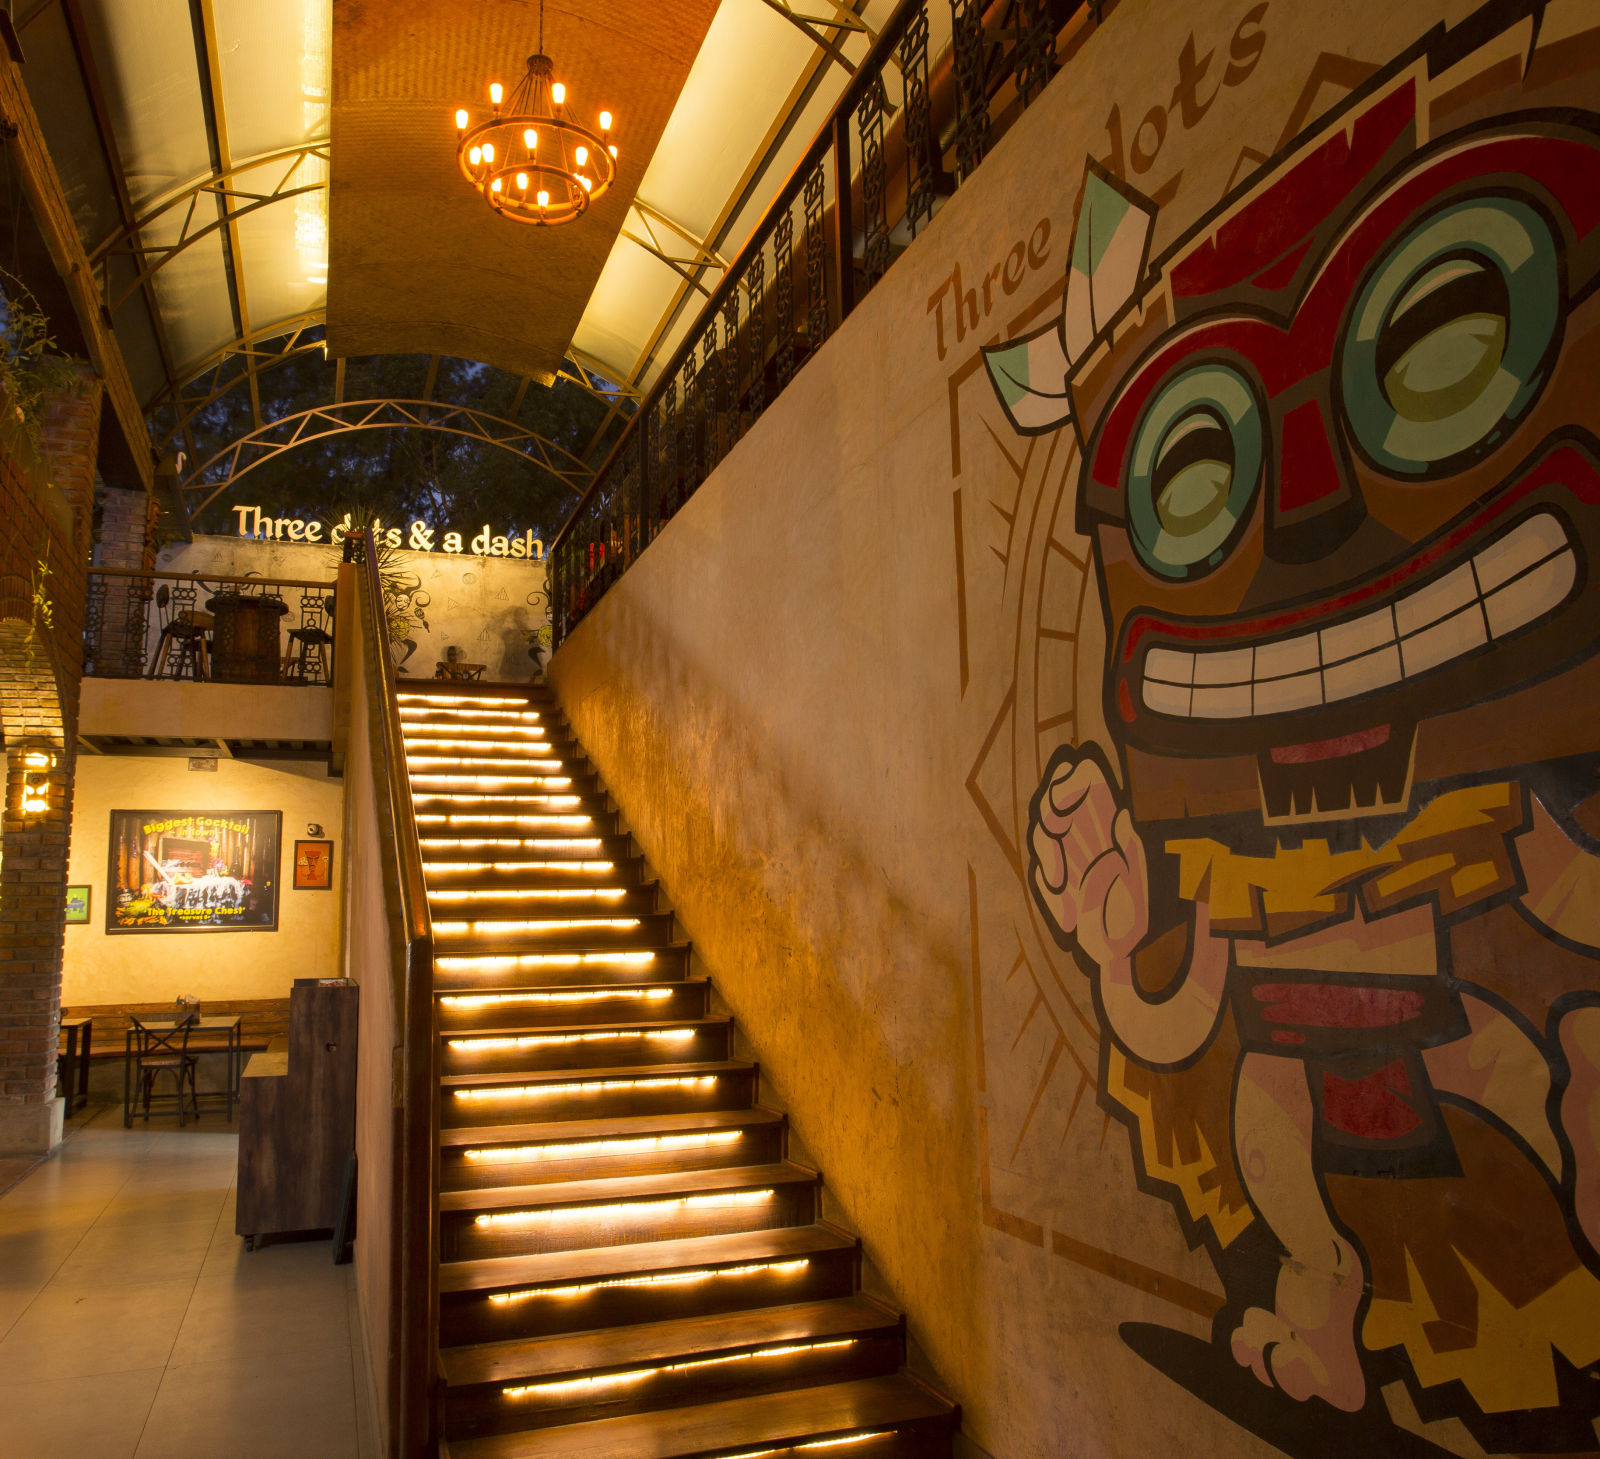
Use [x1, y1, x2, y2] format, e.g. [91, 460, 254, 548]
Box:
[0, 373, 100, 1154]
[88, 485, 157, 677]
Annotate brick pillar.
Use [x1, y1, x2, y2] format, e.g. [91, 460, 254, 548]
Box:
[88, 484, 157, 677]
[0, 373, 100, 1154]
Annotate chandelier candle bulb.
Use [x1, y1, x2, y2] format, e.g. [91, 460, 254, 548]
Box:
[551, 81, 565, 104]
[574, 145, 587, 165]
[455, 108, 468, 129]
[489, 81, 503, 104]
[600, 110, 612, 129]
[524, 127, 536, 148]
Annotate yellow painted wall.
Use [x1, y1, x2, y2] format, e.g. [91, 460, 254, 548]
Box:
[63, 754, 345, 1005]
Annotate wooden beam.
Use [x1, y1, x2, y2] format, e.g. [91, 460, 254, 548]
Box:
[0, 52, 153, 489]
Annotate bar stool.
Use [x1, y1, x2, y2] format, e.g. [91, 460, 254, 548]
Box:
[283, 623, 332, 682]
[149, 610, 213, 680]
[283, 595, 333, 683]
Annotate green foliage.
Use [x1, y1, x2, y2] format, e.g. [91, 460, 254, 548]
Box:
[0, 270, 83, 456]
[31, 554, 52, 630]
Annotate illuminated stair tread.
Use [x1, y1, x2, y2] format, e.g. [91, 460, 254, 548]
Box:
[399, 684, 952, 1453]
[438, 1160, 819, 1216]
[436, 976, 707, 1014]
[441, 1374, 956, 1459]
[440, 1059, 751, 1093]
[441, 1016, 730, 1044]
[442, 1295, 900, 1388]
[440, 1108, 782, 1150]
[439, 1223, 858, 1298]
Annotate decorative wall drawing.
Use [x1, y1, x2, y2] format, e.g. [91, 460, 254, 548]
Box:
[106, 810, 281, 933]
[980, 6, 1600, 1453]
[293, 838, 334, 890]
[62, 885, 90, 924]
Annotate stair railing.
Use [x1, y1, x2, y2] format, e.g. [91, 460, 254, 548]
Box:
[349, 532, 440, 1457]
[548, 0, 1113, 643]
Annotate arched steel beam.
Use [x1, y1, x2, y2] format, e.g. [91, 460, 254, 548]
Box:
[147, 312, 327, 451]
[184, 399, 594, 519]
[148, 312, 638, 457]
[87, 141, 330, 315]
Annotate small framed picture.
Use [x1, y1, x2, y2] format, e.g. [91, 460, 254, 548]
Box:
[293, 839, 334, 891]
[63, 885, 92, 923]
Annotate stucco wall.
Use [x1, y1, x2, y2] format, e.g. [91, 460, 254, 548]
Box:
[551, 3, 1600, 1456]
[157, 533, 549, 682]
[62, 754, 345, 1006]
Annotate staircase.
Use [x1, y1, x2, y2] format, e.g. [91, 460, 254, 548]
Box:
[398, 682, 958, 1458]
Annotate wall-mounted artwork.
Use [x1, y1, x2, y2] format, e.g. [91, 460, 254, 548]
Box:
[970, 7, 1600, 1453]
[63, 885, 90, 924]
[106, 810, 281, 933]
[293, 838, 333, 890]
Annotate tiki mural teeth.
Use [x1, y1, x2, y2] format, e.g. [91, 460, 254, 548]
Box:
[985, 11, 1600, 1451]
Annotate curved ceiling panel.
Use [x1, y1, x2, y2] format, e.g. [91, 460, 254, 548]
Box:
[325, 0, 719, 383]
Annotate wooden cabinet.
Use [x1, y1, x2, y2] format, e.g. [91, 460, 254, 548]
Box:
[236, 978, 358, 1247]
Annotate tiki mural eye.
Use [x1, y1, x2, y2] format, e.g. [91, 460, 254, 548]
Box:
[1340, 197, 1560, 474]
[1127, 363, 1263, 579]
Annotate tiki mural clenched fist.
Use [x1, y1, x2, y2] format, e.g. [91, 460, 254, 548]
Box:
[986, 16, 1600, 1450]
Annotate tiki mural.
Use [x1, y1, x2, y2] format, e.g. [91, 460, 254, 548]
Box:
[983, 7, 1600, 1452]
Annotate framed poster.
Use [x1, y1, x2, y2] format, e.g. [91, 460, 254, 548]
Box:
[63, 885, 91, 923]
[293, 839, 334, 890]
[106, 810, 281, 933]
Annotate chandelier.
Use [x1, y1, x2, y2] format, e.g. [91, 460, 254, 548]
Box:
[453, 0, 617, 226]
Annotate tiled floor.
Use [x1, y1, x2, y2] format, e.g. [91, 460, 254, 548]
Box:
[0, 1106, 380, 1458]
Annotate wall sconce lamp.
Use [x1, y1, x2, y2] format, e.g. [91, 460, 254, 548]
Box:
[20, 748, 56, 816]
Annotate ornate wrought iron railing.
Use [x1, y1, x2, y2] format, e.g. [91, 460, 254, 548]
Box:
[548, 0, 1109, 641]
[84, 568, 337, 683]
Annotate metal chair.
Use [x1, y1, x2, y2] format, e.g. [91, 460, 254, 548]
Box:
[283, 592, 333, 683]
[125, 1014, 200, 1126]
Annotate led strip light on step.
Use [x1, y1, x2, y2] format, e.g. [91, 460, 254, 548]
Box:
[435, 951, 656, 972]
[710, 1436, 894, 1457]
[396, 694, 532, 706]
[398, 707, 541, 721]
[409, 776, 573, 789]
[420, 838, 603, 852]
[487, 1258, 810, 1303]
[428, 887, 626, 903]
[463, 1130, 742, 1162]
[411, 794, 582, 807]
[424, 860, 614, 875]
[473, 1189, 774, 1227]
[447, 1028, 697, 1052]
[441, 987, 671, 1010]
[431, 917, 640, 935]
[414, 815, 592, 828]
[501, 1338, 855, 1400]
[406, 764, 569, 774]
[453, 1074, 718, 1101]
[402, 738, 555, 752]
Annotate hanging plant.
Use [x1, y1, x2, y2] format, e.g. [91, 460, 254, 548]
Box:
[0, 269, 83, 459]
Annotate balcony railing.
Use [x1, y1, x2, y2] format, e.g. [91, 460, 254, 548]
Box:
[84, 568, 337, 685]
[548, 0, 1111, 642]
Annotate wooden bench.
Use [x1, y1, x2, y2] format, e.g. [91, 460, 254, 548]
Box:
[60, 999, 292, 1072]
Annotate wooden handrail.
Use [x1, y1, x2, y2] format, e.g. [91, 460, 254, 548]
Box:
[351, 534, 438, 1456]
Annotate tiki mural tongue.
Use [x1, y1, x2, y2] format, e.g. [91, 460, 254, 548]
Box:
[987, 11, 1600, 1451]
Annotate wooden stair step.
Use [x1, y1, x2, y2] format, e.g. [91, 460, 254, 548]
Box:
[436, 978, 708, 1030]
[421, 836, 635, 866]
[432, 944, 692, 991]
[439, 1161, 817, 1219]
[443, 1295, 900, 1389]
[442, 1058, 752, 1094]
[441, 1374, 957, 1459]
[441, 1107, 782, 1151]
[432, 912, 674, 955]
[440, 1224, 856, 1299]
[441, 1016, 729, 1045]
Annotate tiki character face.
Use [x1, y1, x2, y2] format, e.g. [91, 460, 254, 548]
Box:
[1074, 83, 1600, 820]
